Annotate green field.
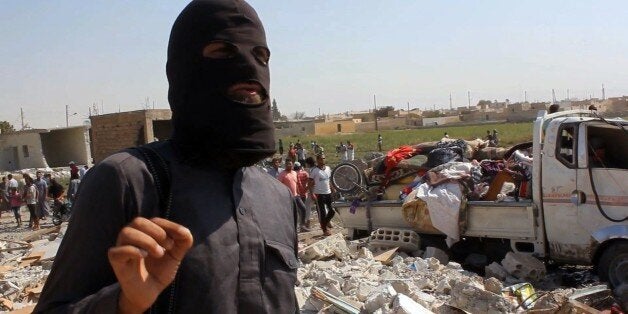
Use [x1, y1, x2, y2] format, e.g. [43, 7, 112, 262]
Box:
[279, 122, 533, 166]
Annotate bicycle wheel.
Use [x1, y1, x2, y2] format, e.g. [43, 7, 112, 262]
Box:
[331, 163, 363, 193]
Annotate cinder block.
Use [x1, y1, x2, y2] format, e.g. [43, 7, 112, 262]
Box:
[501, 252, 546, 282]
[368, 228, 420, 253]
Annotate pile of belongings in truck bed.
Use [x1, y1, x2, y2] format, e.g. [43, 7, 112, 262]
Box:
[360, 138, 534, 246]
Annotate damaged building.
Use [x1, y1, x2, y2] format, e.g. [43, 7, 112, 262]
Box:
[89, 109, 172, 163]
[0, 126, 91, 171]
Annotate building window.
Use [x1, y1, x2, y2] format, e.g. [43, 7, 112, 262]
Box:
[301, 127, 305, 131]
[337, 124, 342, 132]
[22, 145, 29, 158]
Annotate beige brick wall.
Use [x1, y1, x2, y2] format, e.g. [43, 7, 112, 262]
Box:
[90, 111, 149, 163]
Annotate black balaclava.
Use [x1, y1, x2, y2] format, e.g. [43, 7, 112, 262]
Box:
[167, 0, 275, 169]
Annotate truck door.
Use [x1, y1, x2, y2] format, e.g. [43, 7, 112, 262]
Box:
[575, 123, 628, 251]
[542, 122, 587, 262]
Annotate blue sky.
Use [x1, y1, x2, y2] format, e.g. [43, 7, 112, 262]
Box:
[1, 1, 627, 129]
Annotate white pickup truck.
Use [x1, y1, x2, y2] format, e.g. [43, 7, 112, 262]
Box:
[332, 109, 627, 287]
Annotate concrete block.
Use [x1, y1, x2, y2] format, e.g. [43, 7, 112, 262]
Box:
[483, 277, 504, 295]
[449, 281, 515, 313]
[357, 283, 378, 302]
[391, 293, 433, 314]
[484, 262, 509, 281]
[423, 247, 449, 265]
[435, 279, 451, 294]
[299, 233, 349, 263]
[427, 257, 444, 271]
[369, 228, 420, 253]
[364, 285, 397, 313]
[408, 290, 437, 309]
[501, 252, 546, 282]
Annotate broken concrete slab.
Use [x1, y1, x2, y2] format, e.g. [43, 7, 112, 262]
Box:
[449, 280, 516, 313]
[501, 252, 546, 282]
[391, 293, 433, 314]
[484, 262, 509, 281]
[298, 233, 349, 263]
[483, 277, 504, 295]
[423, 247, 449, 265]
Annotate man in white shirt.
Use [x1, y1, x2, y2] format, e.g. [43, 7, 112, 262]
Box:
[308, 155, 335, 236]
[7, 174, 18, 190]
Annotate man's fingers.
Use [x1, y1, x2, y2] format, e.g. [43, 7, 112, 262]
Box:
[108, 245, 146, 266]
[126, 217, 175, 250]
[150, 218, 193, 260]
[117, 226, 166, 258]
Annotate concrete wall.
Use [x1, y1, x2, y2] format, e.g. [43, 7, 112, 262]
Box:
[0, 131, 49, 171]
[40, 126, 92, 167]
[314, 120, 357, 135]
[422, 116, 461, 126]
[274, 120, 316, 138]
[460, 111, 506, 122]
[355, 117, 410, 132]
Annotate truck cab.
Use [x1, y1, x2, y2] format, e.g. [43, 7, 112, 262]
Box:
[535, 110, 627, 287]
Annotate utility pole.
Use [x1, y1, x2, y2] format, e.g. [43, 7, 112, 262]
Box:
[66, 105, 69, 127]
[20, 108, 25, 130]
[567, 89, 570, 100]
[524, 91, 527, 102]
[552, 89, 556, 103]
[602, 84, 605, 100]
[373, 94, 379, 131]
[449, 93, 453, 110]
[467, 91, 471, 109]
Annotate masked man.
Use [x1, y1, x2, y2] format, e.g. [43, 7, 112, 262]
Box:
[35, 1, 297, 313]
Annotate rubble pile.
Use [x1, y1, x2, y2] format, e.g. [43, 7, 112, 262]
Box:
[0, 225, 65, 312]
[297, 230, 625, 313]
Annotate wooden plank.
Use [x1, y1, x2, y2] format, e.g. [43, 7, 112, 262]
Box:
[20, 226, 60, 243]
[373, 247, 399, 265]
[18, 251, 44, 268]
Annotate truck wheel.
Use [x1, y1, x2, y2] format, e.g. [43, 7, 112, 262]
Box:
[597, 241, 628, 288]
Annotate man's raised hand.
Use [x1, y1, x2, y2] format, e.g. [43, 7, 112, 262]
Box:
[108, 217, 193, 314]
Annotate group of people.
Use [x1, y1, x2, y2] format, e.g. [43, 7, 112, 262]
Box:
[266, 153, 336, 236]
[0, 162, 88, 230]
[335, 140, 356, 161]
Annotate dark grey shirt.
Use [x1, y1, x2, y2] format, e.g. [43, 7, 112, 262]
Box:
[35, 145, 298, 313]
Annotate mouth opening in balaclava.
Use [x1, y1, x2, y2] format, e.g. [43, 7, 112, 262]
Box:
[166, 0, 276, 168]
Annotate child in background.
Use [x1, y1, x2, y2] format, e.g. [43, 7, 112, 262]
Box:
[9, 187, 22, 227]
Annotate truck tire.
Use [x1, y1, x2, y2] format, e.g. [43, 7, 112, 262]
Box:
[597, 241, 628, 288]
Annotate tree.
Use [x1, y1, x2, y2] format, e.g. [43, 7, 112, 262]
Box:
[271, 98, 282, 121]
[0, 121, 15, 134]
[291, 111, 306, 120]
[374, 106, 394, 118]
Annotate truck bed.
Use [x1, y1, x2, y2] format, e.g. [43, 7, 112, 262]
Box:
[334, 199, 537, 241]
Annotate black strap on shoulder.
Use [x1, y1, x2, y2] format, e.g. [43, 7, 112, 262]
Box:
[133, 141, 172, 218]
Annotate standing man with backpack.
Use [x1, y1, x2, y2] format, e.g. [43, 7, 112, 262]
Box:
[35, 1, 297, 312]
